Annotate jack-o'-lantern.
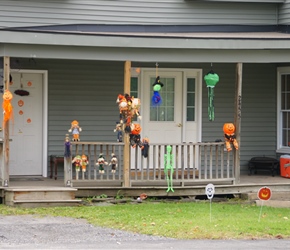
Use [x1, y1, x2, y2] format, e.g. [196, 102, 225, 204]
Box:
[223, 123, 235, 135]
[258, 187, 271, 201]
[131, 123, 142, 135]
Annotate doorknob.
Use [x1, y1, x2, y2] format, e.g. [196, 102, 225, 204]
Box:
[177, 123, 182, 127]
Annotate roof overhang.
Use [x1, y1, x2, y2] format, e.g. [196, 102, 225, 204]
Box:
[1, 29, 290, 63]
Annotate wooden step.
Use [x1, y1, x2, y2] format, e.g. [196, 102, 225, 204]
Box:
[4, 187, 82, 207]
[255, 200, 290, 208]
[242, 191, 290, 201]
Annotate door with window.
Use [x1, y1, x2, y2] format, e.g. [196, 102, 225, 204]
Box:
[141, 69, 201, 144]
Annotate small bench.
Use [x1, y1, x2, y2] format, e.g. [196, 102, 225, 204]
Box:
[50, 155, 64, 180]
[248, 157, 279, 177]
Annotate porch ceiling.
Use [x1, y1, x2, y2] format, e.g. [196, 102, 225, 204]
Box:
[1, 29, 290, 63]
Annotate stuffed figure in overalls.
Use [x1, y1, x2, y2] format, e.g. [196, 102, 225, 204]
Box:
[68, 120, 82, 141]
[223, 123, 239, 152]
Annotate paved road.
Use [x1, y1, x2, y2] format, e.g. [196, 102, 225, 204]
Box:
[0, 215, 289, 249]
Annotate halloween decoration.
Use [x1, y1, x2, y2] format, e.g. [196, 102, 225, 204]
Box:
[141, 137, 150, 158]
[14, 74, 30, 96]
[72, 155, 82, 172]
[129, 123, 144, 149]
[164, 145, 174, 192]
[96, 153, 108, 174]
[114, 122, 123, 142]
[152, 76, 164, 106]
[64, 134, 71, 158]
[109, 153, 118, 173]
[2, 89, 13, 128]
[116, 94, 141, 130]
[205, 183, 215, 223]
[204, 69, 219, 121]
[258, 186, 272, 201]
[81, 154, 89, 172]
[68, 120, 82, 141]
[223, 123, 239, 151]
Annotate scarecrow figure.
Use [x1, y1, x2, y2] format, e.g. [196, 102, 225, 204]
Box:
[223, 123, 239, 152]
[109, 153, 118, 173]
[129, 123, 144, 149]
[81, 154, 89, 172]
[164, 145, 174, 193]
[72, 155, 82, 173]
[96, 153, 108, 174]
[114, 122, 123, 142]
[204, 70, 219, 121]
[68, 120, 82, 141]
[152, 76, 163, 106]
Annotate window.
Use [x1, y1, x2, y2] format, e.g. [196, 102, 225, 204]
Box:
[186, 78, 196, 121]
[277, 67, 290, 152]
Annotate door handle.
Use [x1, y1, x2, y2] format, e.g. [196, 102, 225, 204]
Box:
[177, 123, 182, 127]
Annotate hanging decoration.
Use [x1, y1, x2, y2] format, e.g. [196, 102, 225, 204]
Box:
[223, 123, 239, 152]
[68, 120, 82, 141]
[164, 145, 174, 192]
[14, 74, 30, 96]
[96, 153, 108, 174]
[72, 155, 82, 173]
[81, 154, 89, 172]
[64, 134, 71, 158]
[151, 63, 164, 106]
[115, 93, 149, 157]
[2, 89, 13, 128]
[109, 153, 118, 174]
[204, 65, 219, 121]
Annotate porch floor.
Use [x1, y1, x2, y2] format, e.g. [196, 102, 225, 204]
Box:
[6, 172, 290, 189]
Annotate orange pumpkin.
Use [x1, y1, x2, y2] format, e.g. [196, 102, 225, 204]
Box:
[258, 187, 271, 201]
[223, 123, 235, 135]
[131, 123, 142, 135]
[2, 90, 13, 127]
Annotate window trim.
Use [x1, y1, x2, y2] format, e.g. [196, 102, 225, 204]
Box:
[277, 67, 290, 154]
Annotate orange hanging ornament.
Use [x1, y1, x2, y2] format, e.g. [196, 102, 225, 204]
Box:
[2, 90, 13, 128]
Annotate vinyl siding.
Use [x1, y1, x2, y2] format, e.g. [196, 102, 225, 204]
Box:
[278, 0, 290, 24]
[0, 0, 278, 28]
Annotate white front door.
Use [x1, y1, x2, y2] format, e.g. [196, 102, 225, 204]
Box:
[1, 72, 44, 175]
[141, 69, 202, 144]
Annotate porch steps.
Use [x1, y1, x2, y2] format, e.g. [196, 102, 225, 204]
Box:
[4, 187, 82, 208]
[242, 191, 290, 208]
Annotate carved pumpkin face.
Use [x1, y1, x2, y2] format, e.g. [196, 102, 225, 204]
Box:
[223, 123, 235, 134]
[3, 90, 13, 101]
[258, 187, 271, 201]
[131, 123, 142, 135]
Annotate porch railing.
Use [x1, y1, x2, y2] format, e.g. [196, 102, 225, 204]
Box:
[64, 141, 236, 187]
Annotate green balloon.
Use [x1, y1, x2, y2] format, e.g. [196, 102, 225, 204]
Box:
[204, 73, 219, 88]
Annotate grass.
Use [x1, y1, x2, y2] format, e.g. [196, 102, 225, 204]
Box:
[0, 200, 289, 240]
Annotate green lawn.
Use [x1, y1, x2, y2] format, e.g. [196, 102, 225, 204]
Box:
[0, 200, 289, 239]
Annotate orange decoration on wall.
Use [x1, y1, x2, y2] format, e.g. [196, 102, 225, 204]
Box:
[27, 118, 31, 123]
[27, 81, 32, 87]
[258, 187, 272, 201]
[18, 100, 24, 107]
[19, 110, 23, 115]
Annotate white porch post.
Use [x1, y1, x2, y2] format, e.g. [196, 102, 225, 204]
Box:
[123, 61, 131, 187]
[234, 63, 242, 184]
[1, 56, 10, 187]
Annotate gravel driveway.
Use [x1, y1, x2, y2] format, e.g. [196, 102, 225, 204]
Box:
[0, 215, 290, 249]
